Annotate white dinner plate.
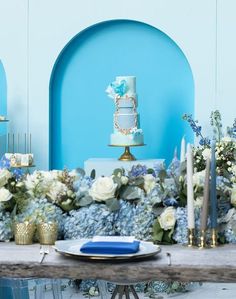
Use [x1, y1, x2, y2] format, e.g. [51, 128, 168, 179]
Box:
[54, 239, 161, 261]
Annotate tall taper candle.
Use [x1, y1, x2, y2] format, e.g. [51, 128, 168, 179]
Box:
[187, 143, 195, 229]
[210, 140, 217, 228]
[200, 158, 210, 230]
[180, 136, 186, 162]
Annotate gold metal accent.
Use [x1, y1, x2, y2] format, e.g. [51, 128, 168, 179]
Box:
[210, 228, 217, 248]
[119, 146, 136, 161]
[188, 228, 195, 247]
[38, 222, 58, 245]
[109, 144, 145, 161]
[199, 230, 206, 249]
[14, 222, 35, 245]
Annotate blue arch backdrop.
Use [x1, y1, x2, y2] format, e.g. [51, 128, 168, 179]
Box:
[50, 20, 194, 170]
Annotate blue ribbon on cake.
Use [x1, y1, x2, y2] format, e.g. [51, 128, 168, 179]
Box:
[80, 240, 140, 254]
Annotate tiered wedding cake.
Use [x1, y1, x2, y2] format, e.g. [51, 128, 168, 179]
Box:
[106, 76, 144, 146]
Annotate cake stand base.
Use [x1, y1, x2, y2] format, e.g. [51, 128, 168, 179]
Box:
[119, 146, 136, 161]
[109, 144, 145, 161]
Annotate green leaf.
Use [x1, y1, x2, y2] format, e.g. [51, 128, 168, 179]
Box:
[106, 198, 120, 211]
[129, 177, 144, 186]
[113, 168, 124, 177]
[90, 169, 96, 180]
[77, 195, 93, 207]
[120, 186, 142, 200]
[162, 228, 175, 244]
[147, 168, 155, 175]
[76, 168, 85, 177]
[152, 219, 164, 242]
[158, 169, 167, 182]
[152, 204, 164, 216]
[113, 176, 122, 189]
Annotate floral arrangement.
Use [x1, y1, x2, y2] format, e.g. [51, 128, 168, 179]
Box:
[1, 110, 236, 295]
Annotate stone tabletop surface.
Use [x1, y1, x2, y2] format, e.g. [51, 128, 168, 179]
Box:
[1, 242, 236, 283]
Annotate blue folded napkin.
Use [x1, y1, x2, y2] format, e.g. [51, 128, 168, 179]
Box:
[80, 241, 140, 254]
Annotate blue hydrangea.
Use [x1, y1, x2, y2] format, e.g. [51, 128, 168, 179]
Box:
[164, 197, 178, 207]
[0, 211, 13, 241]
[63, 203, 117, 239]
[173, 207, 188, 244]
[224, 227, 236, 243]
[0, 155, 10, 169]
[129, 165, 147, 178]
[114, 200, 136, 236]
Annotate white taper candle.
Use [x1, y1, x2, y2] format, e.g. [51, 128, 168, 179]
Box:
[180, 136, 186, 162]
[187, 143, 195, 229]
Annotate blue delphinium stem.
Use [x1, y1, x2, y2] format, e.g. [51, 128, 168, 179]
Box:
[182, 114, 210, 146]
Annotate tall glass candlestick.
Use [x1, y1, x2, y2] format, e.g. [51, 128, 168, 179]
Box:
[180, 136, 186, 162]
[210, 140, 217, 229]
[187, 143, 195, 229]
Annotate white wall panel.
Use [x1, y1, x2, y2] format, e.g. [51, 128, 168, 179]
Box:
[217, 0, 236, 129]
[0, 0, 28, 142]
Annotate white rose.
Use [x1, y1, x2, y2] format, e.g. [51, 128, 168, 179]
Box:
[144, 174, 156, 194]
[202, 148, 211, 160]
[231, 186, 236, 207]
[120, 176, 129, 185]
[89, 176, 117, 202]
[47, 181, 67, 202]
[158, 207, 176, 231]
[192, 170, 205, 187]
[0, 187, 12, 202]
[0, 169, 12, 188]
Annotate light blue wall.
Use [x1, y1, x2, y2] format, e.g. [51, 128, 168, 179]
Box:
[0, 61, 7, 157]
[50, 20, 194, 170]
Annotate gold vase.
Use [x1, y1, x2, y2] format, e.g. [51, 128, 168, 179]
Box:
[14, 222, 35, 245]
[38, 222, 58, 245]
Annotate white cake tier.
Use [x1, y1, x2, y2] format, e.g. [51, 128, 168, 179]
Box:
[116, 76, 136, 95]
[110, 131, 144, 146]
[114, 112, 138, 131]
[116, 97, 138, 109]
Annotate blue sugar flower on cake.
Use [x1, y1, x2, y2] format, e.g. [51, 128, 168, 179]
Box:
[111, 79, 128, 97]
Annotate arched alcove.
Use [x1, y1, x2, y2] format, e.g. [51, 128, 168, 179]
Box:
[50, 20, 194, 170]
[0, 61, 7, 157]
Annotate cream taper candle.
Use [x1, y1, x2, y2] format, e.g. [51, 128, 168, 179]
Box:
[187, 143, 195, 229]
[180, 136, 186, 162]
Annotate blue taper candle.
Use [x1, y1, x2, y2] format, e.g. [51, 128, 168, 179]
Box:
[210, 140, 217, 228]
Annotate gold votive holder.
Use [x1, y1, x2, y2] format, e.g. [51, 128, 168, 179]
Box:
[14, 222, 35, 245]
[210, 228, 218, 248]
[188, 228, 195, 247]
[38, 222, 58, 245]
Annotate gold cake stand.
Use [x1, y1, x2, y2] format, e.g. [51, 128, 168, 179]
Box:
[109, 144, 145, 161]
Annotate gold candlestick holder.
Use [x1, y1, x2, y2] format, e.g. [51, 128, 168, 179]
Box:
[188, 228, 195, 247]
[210, 228, 218, 248]
[198, 229, 207, 249]
[109, 144, 145, 161]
